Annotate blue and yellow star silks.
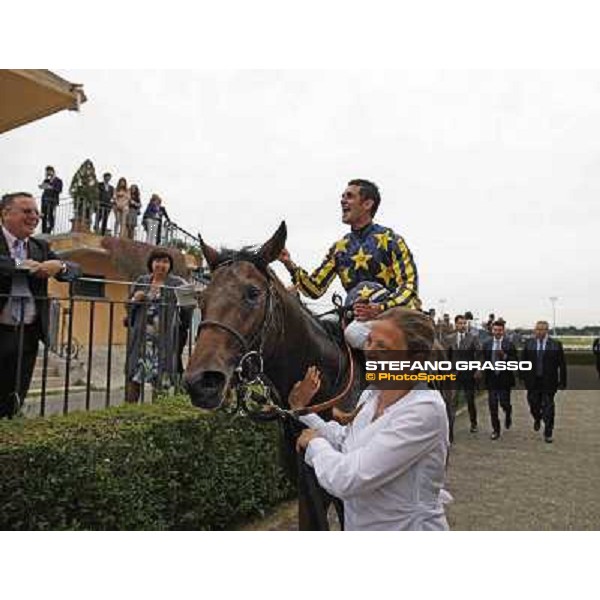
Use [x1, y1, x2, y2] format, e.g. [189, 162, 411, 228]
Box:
[292, 222, 421, 310]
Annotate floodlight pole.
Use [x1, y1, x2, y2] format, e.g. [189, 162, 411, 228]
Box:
[549, 296, 558, 336]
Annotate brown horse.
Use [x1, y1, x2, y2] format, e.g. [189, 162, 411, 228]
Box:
[183, 221, 361, 529]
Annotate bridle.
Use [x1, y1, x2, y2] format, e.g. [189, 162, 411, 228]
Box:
[193, 259, 354, 423]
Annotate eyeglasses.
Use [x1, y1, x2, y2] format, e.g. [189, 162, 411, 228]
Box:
[13, 208, 41, 217]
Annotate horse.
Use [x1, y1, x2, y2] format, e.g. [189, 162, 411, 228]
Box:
[183, 221, 362, 530]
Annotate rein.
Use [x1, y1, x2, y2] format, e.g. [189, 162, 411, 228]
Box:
[196, 259, 354, 421]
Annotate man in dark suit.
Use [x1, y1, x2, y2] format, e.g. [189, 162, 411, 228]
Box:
[445, 314, 482, 434]
[593, 337, 600, 380]
[38, 166, 63, 234]
[95, 172, 114, 235]
[521, 320, 567, 443]
[482, 320, 518, 440]
[0, 192, 80, 418]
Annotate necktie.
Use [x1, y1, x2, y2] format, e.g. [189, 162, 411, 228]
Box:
[536, 340, 544, 377]
[10, 240, 35, 324]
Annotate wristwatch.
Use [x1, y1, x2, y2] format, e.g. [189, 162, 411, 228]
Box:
[60, 261, 67, 274]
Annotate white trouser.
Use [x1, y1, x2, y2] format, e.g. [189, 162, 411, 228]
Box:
[144, 218, 160, 245]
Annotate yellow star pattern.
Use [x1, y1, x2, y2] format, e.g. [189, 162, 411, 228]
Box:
[340, 267, 352, 286]
[358, 285, 374, 300]
[335, 238, 349, 253]
[374, 230, 392, 251]
[351, 246, 372, 271]
[375, 263, 394, 287]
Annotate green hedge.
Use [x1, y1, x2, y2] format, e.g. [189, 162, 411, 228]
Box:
[0, 398, 294, 530]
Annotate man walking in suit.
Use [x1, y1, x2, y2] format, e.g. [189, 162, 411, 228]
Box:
[482, 320, 518, 440]
[38, 166, 63, 234]
[445, 314, 482, 434]
[593, 337, 600, 380]
[521, 320, 567, 443]
[0, 192, 80, 418]
[95, 172, 114, 235]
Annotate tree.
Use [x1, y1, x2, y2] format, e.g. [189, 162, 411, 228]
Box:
[69, 159, 99, 232]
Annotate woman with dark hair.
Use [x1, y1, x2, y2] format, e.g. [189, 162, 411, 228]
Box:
[142, 194, 170, 245]
[125, 249, 192, 403]
[292, 307, 451, 531]
[113, 177, 130, 238]
[125, 184, 142, 240]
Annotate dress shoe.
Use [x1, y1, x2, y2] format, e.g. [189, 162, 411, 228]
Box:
[544, 434, 553, 444]
[505, 413, 512, 430]
[470, 424, 478, 433]
[533, 419, 541, 432]
[490, 431, 500, 440]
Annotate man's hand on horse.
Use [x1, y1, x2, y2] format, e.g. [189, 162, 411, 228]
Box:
[289, 365, 322, 410]
[296, 429, 319, 452]
[353, 302, 383, 321]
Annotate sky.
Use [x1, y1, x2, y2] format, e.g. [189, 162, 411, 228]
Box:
[1, 69, 598, 327]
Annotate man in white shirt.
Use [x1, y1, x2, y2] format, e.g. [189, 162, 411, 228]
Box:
[0, 192, 80, 418]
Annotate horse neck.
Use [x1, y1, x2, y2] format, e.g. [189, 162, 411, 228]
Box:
[262, 290, 346, 402]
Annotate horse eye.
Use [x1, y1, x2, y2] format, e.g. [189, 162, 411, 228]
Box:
[245, 285, 261, 303]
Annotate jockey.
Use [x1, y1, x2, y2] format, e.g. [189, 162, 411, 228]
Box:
[279, 179, 421, 348]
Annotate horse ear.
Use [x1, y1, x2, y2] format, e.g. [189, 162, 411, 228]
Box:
[198, 234, 220, 271]
[257, 221, 287, 264]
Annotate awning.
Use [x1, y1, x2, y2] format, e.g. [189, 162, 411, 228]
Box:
[0, 69, 86, 134]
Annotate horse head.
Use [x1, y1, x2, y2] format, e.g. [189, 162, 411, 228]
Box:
[184, 221, 287, 410]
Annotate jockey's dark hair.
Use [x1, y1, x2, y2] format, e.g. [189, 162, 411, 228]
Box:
[146, 249, 174, 273]
[454, 314, 465, 323]
[1, 192, 34, 214]
[348, 179, 381, 217]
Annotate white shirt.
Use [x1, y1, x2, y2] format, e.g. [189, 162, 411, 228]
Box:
[0, 226, 36, 325]
[301, 386, 450, 531]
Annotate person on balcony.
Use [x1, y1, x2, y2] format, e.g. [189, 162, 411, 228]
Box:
[113, 178, 130, 238]
[126, 184, 142, 240]
[95, 172, 114, 236]
[38, 166, 63, 234]
[142, 194, 170, 245]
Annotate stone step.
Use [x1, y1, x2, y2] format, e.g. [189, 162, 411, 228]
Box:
[33, 364, 60, 378]
[29, 376, 72, 390]
[27, 385, 88, 397]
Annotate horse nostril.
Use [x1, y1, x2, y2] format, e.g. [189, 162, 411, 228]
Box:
[200, 371, 226, 389]
[185, 370, 228, 410]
